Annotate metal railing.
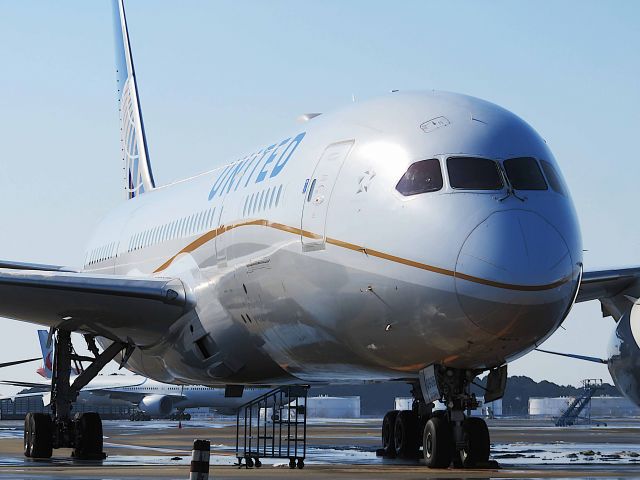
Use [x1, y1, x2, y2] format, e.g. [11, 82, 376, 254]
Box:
[236, 385, 308, 467]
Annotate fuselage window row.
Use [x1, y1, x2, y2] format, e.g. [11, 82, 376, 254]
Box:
[85, 207, 221, 267]
[125, 207, 218, 254]
[84, 241, 117, 268]
[87, 183, 285, 267]
[242, 184, 283, 217]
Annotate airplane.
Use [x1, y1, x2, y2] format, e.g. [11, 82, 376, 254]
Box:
[536, 267, 640, 409]
[1, 0, 638, 468]
[1, 330, 271, 418]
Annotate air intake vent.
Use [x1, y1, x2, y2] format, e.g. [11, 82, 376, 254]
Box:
[195, 334, 219, 360]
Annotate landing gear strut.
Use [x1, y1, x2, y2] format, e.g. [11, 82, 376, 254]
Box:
[23, 329, 126, 459]
[379, 365, 502, 469]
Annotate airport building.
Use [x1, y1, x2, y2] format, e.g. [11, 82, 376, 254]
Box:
[395, 397, 503, 417]
[529, 396, 640, 418]
[0, 395, 133, 420]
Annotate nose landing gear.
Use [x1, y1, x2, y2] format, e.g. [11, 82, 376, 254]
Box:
[379, 365, 503, 469]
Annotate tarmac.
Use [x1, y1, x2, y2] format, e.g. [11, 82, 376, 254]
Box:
[0, 417, 639, 479]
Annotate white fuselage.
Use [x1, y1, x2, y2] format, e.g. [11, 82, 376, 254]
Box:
[82, 376, 267, 415]
[82, 92, 582, 387]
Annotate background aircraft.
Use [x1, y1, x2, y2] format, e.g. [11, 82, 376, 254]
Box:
[1, 331, 269, 417]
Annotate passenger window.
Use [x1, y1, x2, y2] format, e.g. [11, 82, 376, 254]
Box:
[269, 188, 276, 208]
[306, 180, 316, 202]
[540, 160, 567, 195]
[447, 157, 503, 190]
[503, 157, 547, 190]
[259, 190, 266, 211]
[395, 159, 443, 196]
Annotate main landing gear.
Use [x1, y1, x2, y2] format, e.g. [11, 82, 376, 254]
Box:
[24, 329, 128, 460]
[380, 365, 504, 469]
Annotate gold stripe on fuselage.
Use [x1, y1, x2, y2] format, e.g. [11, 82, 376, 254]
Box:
[152, 219, 571, 292]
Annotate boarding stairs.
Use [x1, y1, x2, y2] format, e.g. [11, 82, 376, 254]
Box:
[555, 379, 603, 427]
[236, 385, 309, 469]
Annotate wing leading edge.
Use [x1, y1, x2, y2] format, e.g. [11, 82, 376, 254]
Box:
[0, 268, 194, 347]
[576, 267, 640, 320]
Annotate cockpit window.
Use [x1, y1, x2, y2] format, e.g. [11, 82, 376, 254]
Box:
[503, 157, 547, 190]
[447, 157, 503, 190]
[395, 159, 443, 196]
[540, 159, 567, 195]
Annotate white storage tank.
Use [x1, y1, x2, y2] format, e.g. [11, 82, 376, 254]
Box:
[394, 397, 413, 411]
[590, 396, 640, 417]
[306, 396, 360, 419]
[529, 397, 573, 417]
[483, 398, 502, 417]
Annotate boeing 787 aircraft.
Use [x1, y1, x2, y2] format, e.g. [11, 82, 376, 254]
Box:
[2, 0, 639, 468]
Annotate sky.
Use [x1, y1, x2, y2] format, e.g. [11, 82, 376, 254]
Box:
[0, 0, 638, 393]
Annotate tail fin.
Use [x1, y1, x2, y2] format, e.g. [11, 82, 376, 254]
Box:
[36, 330, 53, 379]
[36, 330, 81, 379]
[113, 0, 155, 200]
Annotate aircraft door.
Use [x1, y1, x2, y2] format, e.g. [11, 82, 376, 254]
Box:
[301, 140, 354, 249]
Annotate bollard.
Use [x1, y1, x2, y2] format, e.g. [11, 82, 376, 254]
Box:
[189, 439, 210, 480]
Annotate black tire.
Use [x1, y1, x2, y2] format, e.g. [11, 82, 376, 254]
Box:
[289, 458, 296, 469]
[297, 458, 304, 469]
[73, 412, 103, 459]
[381, 410, 399, 457]
[30, 413, 53, 459]
[254, 458, 262, 468]
[246, 457, 254, 468]
[460, 417, 490, 467]
[394, 410, 419, 459]
[23, 413, 33, 458]
[423, 416, 452, 468]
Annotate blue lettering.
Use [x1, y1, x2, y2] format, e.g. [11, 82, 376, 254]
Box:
[255, 138, 290, 183]
[208, 164, 233, 200]
[224, 156, 251, 194]
[244, 145, 275, 187]
[217, 159, 245, 197]
[270, 132, 306, 178]
[207, 132, 307, 200]
[234, 150, 262, 191]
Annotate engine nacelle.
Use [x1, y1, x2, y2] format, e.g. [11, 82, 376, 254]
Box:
[607, 304, 640, 407]
[138, 394, 174, 417]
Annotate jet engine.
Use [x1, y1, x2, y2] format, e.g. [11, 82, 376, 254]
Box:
[138, 394, 173, 417]
[608, 304, 640, 407]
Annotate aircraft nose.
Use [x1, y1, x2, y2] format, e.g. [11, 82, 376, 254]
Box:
[455, 210, 575, 338]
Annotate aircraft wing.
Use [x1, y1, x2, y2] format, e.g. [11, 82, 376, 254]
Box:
[576, 267, 640, 303]
[576, 267, 640, 319]
[0, 380, 48, 389]
[0, 267, 194, 347]
[0, 260, 74, 272]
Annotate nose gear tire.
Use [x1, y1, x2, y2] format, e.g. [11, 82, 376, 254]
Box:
[423, 416, 452, 468]
[394, 410, 419, 458]
[459, 417, 490, 467]
[381, 410, 399, 457]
